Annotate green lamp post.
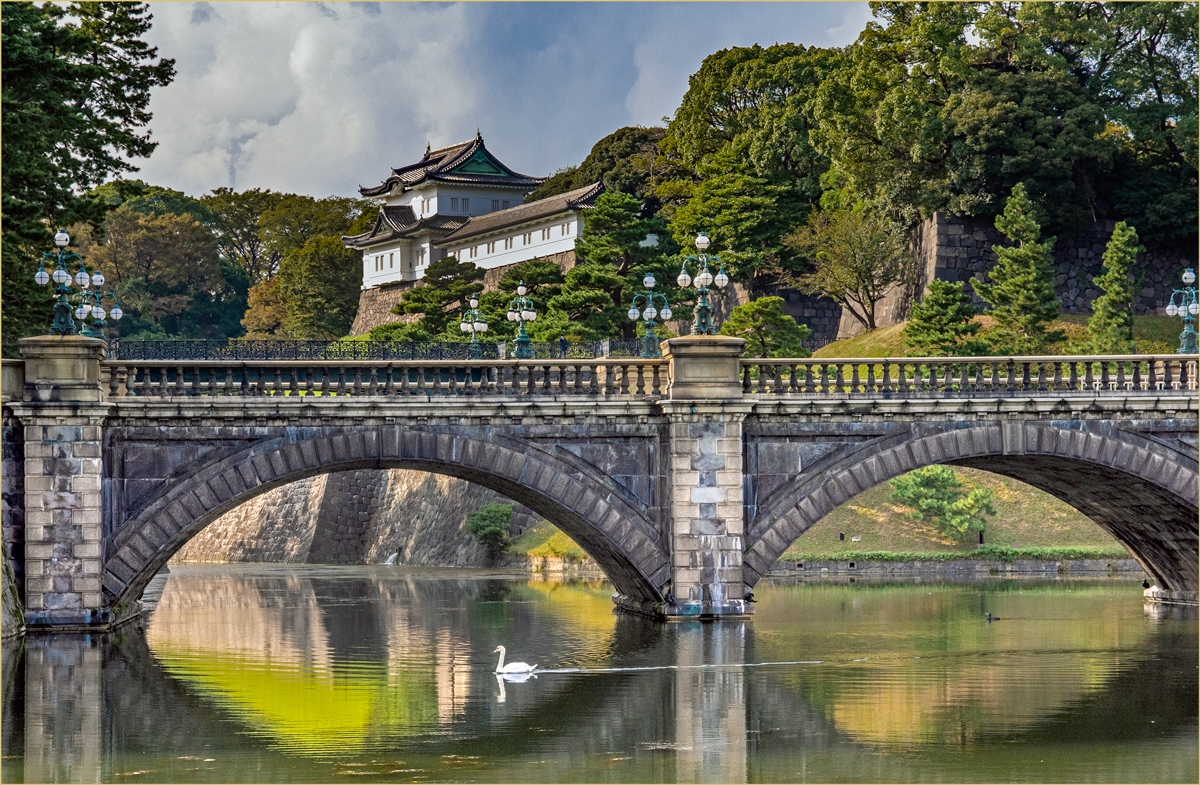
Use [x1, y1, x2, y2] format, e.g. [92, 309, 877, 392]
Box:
[459, 295, 488, 359]
[34, 228, 123, 336]
[675, 232, 729, 335]
[627, 273, 672, 358]
[1166, 268, 1198, 354]
[506, 282, 537, 360]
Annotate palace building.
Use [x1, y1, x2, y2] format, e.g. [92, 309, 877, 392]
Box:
[344, 133, 602, 291]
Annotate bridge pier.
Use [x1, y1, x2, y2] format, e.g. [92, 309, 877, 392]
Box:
[13, 338, 130, 631]
[659, 337, 752, 618]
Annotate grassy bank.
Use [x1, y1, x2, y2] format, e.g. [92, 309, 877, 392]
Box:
[813, 314, 1176, 359]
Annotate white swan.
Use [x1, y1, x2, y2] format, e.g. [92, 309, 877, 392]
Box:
[493, 645, 537, 674]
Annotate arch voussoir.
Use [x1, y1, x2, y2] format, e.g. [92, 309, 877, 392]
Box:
[746, 424, 1199, 593]
[105, 425, 669, 610]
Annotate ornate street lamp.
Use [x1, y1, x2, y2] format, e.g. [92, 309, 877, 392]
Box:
[33, 228, 123, 336]
[675, 231, 729, 335]
[506, 281, 537, 360]
[627, 273, 672, 358]
[1165, 268, 1199, 354]
[459, 295, 488, 359]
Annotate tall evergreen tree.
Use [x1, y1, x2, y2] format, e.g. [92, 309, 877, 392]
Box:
[972, 184, 1064, 354]
[1081, 221, 1142, 354]
[391, 255, 484, 338]
[904, 280, 983, 357]
[719, 297, 811, 357]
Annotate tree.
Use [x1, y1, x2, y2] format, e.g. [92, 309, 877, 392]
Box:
[972, 184, 1065, 354]
[559, 191, 676, 341]
[904, 280, 984, 357]
[71, 206, 224, 338]
[392, 255, 484, 338]
[525, 126, 665, 201]
[1080, 221, 1142, 354]
[241, 278, 286, 339]
[786, 204, 916, 331]
[719, 297, 810, 357]
[1, 1, 174, 353]
[478, 257, 565, 341]
[890, 465, 995, 542]
[466, 502, 514, 554]
[200, 187, 286, 284]
[276, 237, 363, 339]
[258, 194, 373, 260]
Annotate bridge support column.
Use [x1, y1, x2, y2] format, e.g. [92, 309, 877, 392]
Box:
[14, 337, 119, 631]
[660, 337, 752, 618]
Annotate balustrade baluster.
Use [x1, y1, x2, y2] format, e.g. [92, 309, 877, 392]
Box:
[865, 362, 876, 394]
[447, 366, 458, 395]
[590, 364, 601, 396]
[1082, 360, 1094, 392]
[1148, 359, 1160, 390]
[1164, 358, 1176, 390]
[571, 364, 582, 394]
[784, 364, 796, 394]
[897, 362, 907, 395]
[1116, 361, 1127, 392]
[1035, 362, 1046, 393]
[334, 367, 345, 396]
[1100, 361, 1111, 391]
[350, 367, 361, 396]
[631, 364, 643, 395]
[754, 364, 766, 394]
[1052, 362, 1063, 392]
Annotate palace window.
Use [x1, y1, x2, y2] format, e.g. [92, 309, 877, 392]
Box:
[470, 246, 478, 259]
[541, 227, 551, 241]
[504, 238, 513, 250]
[523, 232, 532, 245]
[451, 198, 459, 212]
[502, 200, 510, 210]
[462, 198, 469, 212]
[491, 199, 499, 213]
[389, 253, 394, 269]
[487, 241, 496, 254]
[562, 223, 570, 236]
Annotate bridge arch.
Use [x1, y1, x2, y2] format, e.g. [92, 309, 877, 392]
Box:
[103, 426, 670, 609]
[743, 423, 1199, 593]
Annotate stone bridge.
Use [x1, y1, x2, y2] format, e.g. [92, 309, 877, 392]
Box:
[2, 336, 1196, 630]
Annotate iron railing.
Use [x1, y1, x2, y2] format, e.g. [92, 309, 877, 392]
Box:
[105, 338, 646, 361]
[740, 355, 1199, 396]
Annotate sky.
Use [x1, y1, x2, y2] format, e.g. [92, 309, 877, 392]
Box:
[136, 2, 873, 199]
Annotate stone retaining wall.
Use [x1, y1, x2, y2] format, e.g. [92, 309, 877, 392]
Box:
[838, 212, 1198, 338]
[766, 557, 1145, 579]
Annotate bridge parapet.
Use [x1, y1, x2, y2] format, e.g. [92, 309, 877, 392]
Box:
[741, 355, 1198, 396]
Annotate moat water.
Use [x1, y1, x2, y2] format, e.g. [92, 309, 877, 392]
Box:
[2, 565, 1196, 783]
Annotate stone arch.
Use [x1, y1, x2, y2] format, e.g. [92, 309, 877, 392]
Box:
[743, 423, 1199, 593]
[104, 426, 670, 609]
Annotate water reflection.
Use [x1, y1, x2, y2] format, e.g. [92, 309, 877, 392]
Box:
[2, 566, 1195, 783]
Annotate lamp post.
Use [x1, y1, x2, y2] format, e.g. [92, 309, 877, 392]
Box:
[627, 273, 672, 358]
[1166, 268, 1199, 354]
[33, 228, 123, 336]
[459, 295, 488, 359]
[506, 281, 537, 360]
[675, 231, 729, 335]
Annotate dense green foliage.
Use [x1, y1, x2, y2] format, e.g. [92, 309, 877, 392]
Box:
[526, 126, 663, 201]
[972, 185, 1065, 354]
[390, 255, 484, 339]
[1, 1, 174, 353]
[904, 280, 983, 357]
[276, 238, 362, 339]
[890, 466, 995, 541]
[466, 503, 514, 554]
[1079, 222, 1143, 354]
[719, 297, 810, 357]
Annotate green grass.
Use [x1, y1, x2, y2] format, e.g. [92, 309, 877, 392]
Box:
[783, 546, 1131, 564]
[813, 314, 1177, 358]
[511, 520, 590, 562]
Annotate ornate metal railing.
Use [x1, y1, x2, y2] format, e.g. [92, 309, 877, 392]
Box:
[99, 359, 667, 398]
[740, 355, 1199, 396]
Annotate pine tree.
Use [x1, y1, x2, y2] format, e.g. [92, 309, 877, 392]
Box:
[1080, 221, 1142, 354]
[972, 184, 1064, 354]
[391, 255, 484, 338]
[719, 296, 811, 357]
[904, 280, 983, 356]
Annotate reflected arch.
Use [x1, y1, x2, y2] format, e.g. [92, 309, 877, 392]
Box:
[104, 426, 670, 608]
[743, 423, 1199, 593]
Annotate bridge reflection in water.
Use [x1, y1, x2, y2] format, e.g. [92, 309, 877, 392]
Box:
[2, 566, 1196, 783]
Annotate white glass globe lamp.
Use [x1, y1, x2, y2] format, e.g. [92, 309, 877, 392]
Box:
[34, 268, 50, 286]
[694, 232, 710, 252]
[54, 229, 70, 247]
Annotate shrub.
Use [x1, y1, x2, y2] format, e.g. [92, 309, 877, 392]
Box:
[466, 502, 514, 553]
[890, 466, 995, 541]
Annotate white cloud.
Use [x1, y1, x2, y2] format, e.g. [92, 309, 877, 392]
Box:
[135, 2, 872, 198]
